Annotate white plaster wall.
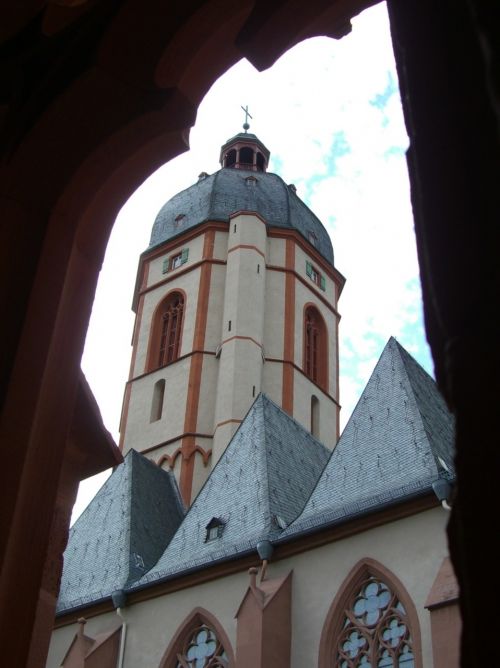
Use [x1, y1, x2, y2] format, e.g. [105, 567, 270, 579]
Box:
[196, 355, 218, 433]
[263, 269, 285, 359]
[204, 264, 226, 351]
[122, 359, 190, 453]
[262, 360, 283, 407]
[294, 244, 336, 306]
[47, 507, 450, 668]
[146, 234, 205, 288]
[267, 235, 285, 267]
[292, 371, 337, 449]
[212, 229, 229, 261]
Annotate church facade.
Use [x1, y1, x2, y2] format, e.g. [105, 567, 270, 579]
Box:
[47, 131, 460, 667]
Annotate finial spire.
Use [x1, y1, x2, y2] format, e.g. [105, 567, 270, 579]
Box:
[241, 105, 252, 133]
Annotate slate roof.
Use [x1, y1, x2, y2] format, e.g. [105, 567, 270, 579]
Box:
[57, 450, 185, 613]
[130, 394, 331, 589]
[149, 167, 334, 264]
[280, 337, 455, 539]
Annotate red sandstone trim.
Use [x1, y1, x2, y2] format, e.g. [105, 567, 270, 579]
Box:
[228, 243, 266, 259]
[125, 349, 216, 385]
[138, 258, 226, 300]
[221, 335, 262, 348]
[158, 607, 235, 668]
[214, 418, 242, 430]
[119, 274, 147, 448]
[179, 230, 214, 504]
[266, 358, 340, 407]
[267, 264, 341, 317]
[228, 209, 268, 226]
[282, 239, 295, 414]
[140, 433, 213, 455]
[267, 227, 345, 291]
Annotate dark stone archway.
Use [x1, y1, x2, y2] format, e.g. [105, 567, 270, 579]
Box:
[0, 1, 498, 665]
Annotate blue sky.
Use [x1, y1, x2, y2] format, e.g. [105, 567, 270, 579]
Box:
[76, 2, 433, 519]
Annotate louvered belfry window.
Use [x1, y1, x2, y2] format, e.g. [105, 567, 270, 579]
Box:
[158, 293, 184, 366]
[335, 575, 415, 667]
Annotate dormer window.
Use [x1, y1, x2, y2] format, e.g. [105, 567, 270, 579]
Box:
[308, 230, 317, 246]
[205, 518, 225, 542]
[245, 175, 258, 186]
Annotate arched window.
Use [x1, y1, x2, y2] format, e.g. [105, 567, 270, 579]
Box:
[159, 607, 235, 668]
[147, 292, 184, 372]
[304, 305, 327, 389]
[150, 379, 165, 422]
[319, 559, 422, 668]
[311, 394, 320, 437]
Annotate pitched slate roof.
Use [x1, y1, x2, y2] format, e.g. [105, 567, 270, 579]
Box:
[57, 450, 184, 613]
[280, 337, 455, 539]
[131, 394, 330, 588]
[148, 167, 334, 264]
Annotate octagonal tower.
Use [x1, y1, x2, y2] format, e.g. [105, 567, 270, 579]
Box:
[119, 130, 345, 504]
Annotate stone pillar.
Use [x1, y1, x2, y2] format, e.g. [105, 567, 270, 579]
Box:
[213, 213, 267, 461]
[236, 568, 292, 668]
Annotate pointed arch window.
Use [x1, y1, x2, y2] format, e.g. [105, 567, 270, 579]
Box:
[304, 305, 327, 390]
[159, 607, 235, 668]
[319, 559, 422, 668]
[147, 292, 185, 372]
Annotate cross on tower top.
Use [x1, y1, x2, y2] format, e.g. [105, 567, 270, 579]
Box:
[241, 105, 252, 132]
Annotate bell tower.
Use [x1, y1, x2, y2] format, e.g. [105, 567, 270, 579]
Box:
[119, 124, 345, 504]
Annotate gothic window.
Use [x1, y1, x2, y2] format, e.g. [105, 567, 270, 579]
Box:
[319, 560, 422, 668]
[147, 292, 185, 371]
[174, 623, 228, 667]
[159, 608, 235, 668]
[304, 305, 327, 389]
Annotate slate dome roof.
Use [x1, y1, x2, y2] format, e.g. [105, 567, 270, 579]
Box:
[149, 167, 334, 265]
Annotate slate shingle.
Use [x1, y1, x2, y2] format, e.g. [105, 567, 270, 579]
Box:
[281, 337, 455, 538]
[131, 394, 330, 588]
[149, 168, 334, 264]
[57, 450, 184, 612]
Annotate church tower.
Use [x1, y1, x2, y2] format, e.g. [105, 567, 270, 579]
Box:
[119, 125, 345, 504]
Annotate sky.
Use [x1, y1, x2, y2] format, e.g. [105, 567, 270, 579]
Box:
[75, 2, 433, 521]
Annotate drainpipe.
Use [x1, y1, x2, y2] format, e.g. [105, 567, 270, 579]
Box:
[112, 590, 127, 668]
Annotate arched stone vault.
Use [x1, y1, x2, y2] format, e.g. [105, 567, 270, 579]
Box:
[0, 1, 498, 666]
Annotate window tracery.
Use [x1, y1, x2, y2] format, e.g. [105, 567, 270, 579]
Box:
[147, 291, 185, 372]
[175, 623, 228, 667]
[335, 575, 415, 668]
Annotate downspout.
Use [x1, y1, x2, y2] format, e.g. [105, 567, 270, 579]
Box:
[112, 590, 127, 668]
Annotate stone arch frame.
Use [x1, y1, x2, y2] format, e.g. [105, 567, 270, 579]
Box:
[318, 557, 423, 668]
[158, 606, 236, 668]
[1, 1, 495, 665]
[303, 302, 329, 392]
[145, 288, 187, 372]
